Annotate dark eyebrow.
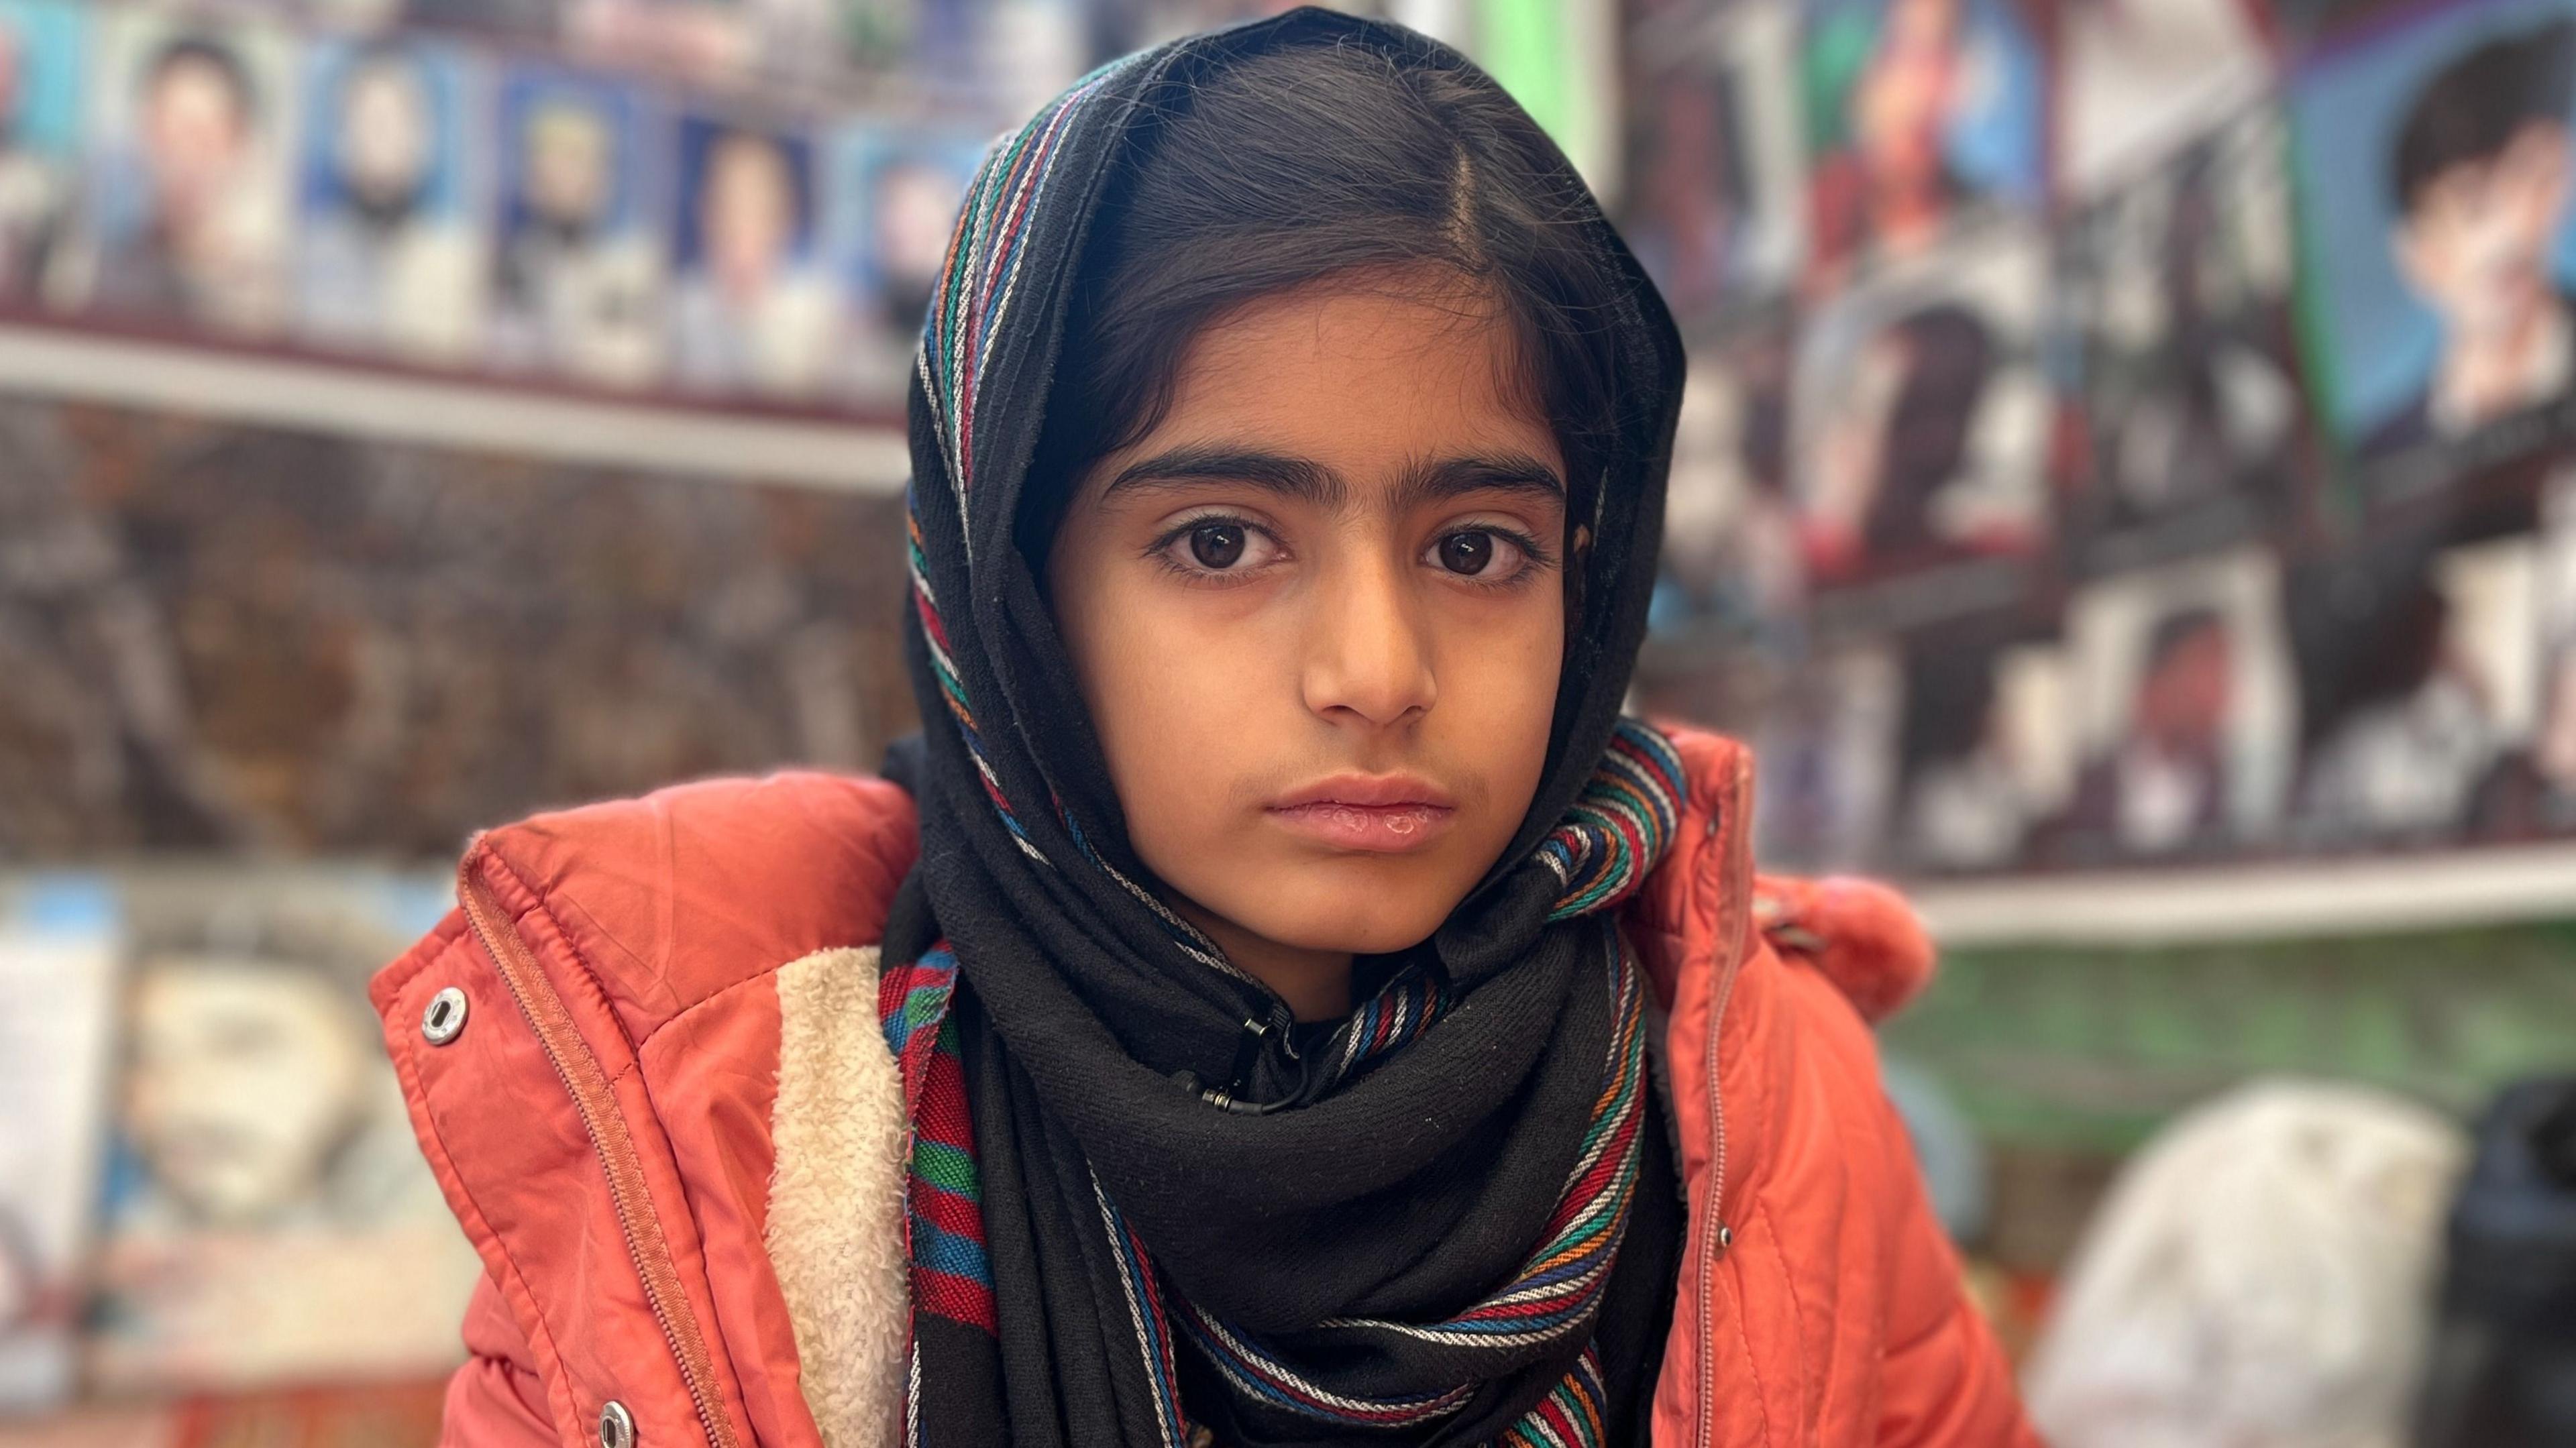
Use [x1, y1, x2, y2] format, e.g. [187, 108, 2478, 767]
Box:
[1392, 453, 1567, 514]
[1103, 447, 1346, 507]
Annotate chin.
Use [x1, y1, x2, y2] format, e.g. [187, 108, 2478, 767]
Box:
[1243, 873, 1464, 957]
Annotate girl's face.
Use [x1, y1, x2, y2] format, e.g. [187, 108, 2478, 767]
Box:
[1049, 275, 1568, 1011]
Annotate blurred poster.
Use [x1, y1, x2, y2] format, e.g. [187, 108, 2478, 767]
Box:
[1796, 0, 2046, 294]
[2290, 529, 2538, 844]
[167, 1381, 446, 1447]
[565, 0, 762, 82]
[1089, 0, 1305, 66]
[2055, 546, 2297, 864]
[296, 38, 486, 364]
[1790, 220, 2049, 594]
[85, 872, 477, 1396]
[1660, 314, 1803, 644]
[2289, 1, 2576, 500]
[0, 877, 119, 1412]
[671, 114, 840, 400]
[980, 0, 1087, 125]
[2059, 0, 2275, 192]
[1892, 628, 2074, 873]
[2484, 466, 2576, 834]
[566, 0, 911, 86]
[1754, 639, 1900, 871]
[402, 0, 559, 39]
[0, 0, 85, 307]
[2061, 105, 2308, 575]
[826, 123, 983, 403]
[81, 12, 296, 335]
[1621, 0, 1803, 320]
[489, 64, 665, 388]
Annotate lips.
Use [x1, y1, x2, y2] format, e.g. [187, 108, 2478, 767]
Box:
[1266, 773, 1458, 854]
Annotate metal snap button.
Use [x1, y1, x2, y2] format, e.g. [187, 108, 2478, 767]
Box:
[597, 1400, 635, 1448]
[1717, 1223, 1733, 1251]
[421, 986, 469, 1046]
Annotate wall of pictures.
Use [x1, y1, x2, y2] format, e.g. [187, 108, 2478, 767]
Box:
[0, 0, 1055, 411]
[0, 1, 1629, 1423]
[1624, 0, 2576, 879]
[0, 0, 1620, 425]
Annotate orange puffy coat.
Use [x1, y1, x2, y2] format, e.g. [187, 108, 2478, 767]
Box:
[372, 727, 2037, 1447]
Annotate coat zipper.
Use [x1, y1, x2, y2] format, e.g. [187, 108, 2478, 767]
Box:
[458, 861, 744, 1448]
[1691, 749, 1754, 1448]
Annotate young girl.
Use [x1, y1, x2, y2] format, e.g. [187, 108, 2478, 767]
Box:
[373, 12, 2037, 1447]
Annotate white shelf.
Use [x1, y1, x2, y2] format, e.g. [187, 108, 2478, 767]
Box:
[0, 323, 910, 492]
[1906, 842, 2576, 948]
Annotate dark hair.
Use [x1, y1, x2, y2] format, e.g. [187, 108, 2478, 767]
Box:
[2144, 606, 2226, 675]
[2390, 20, 2576, 214]
[1898, 640, 1997, 775]
[1020, 38, 1639, 563]
[1863, 301, 1994, 553]
[143, 34, 256, 125]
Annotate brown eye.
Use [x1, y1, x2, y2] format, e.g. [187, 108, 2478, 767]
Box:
[1189, 523, 1248, 569]
[1437, 531, 1495, 576]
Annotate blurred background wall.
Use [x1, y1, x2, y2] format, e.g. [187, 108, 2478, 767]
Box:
[2, 0, 2574, 1445]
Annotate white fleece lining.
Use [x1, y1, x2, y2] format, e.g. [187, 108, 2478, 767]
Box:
[767, 946, 912, 1448]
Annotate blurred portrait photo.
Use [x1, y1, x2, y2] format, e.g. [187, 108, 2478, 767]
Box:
[2057, 548, 2296, 862]
[1623, 0, 1803, 319]
[2293, 3, 2576, 468]
[1660, 320, 1803, 640]
[0, 1, 86, 306]
[298, 38, 485, 364]
[2065, 107, 2304, 558]
[2292, 533, 2535, 843]
[1894, 632, 2072, 873]
[85, 15, 293, 335]
[671, 115, 839, 399]
[827, 124, 981, 400]
[87, 876, 478, 1394]
[1791, 224, 2049, 583]
[2378, 21, 2575, 454]
[1753, 642, 1900, 871]
[2482, 470, 2576, 834]
[490, 66, 665, 387]
[1798, 0, 2045, 292]
[0, 877, 118, 1412]
[2058, 0, 2273, 193]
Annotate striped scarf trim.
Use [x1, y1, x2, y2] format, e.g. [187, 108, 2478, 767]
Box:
[917, 54, 1138, 518]
[1134, 929, 1650, 1439]
[880, 724, 1684, 1447]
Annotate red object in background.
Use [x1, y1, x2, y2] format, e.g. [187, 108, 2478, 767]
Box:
[0, 1382, 443, 1448]
[171, 1382, 445, 1448]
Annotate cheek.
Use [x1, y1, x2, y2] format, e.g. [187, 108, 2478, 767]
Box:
[1438, 602, 1563, 816]
[1060, 567, 1286, 832]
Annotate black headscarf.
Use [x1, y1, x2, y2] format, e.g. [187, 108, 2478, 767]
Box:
[882, 11, 1690, 1447]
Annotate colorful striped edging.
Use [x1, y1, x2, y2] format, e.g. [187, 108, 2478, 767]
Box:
[916, 55, 1135, 512]
[908, 504, 1045, 863]
[906, 58, 1132, 860]
[1321, 962, 1449, 1088]
[1175, 1306, 1475, 1427]
[1494, 1347, 1610, 1448]
[879, 946, 998, 1333]
[1109, 934, 1651, 1435]
[1539, 720, 1686, 921]
[1319, 938, 1648, 1351]
[1093, 1170, 1189, 1448]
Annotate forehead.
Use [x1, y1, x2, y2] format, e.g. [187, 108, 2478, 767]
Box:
[1147, 275, 1562, 486]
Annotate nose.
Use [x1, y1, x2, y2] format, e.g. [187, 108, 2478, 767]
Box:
[1301, 550, 1436, 729]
